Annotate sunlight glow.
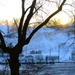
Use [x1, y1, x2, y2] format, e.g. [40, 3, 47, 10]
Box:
[60, 16, 71, 26]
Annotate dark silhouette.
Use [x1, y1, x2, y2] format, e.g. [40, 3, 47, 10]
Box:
[0, 0, 66, 75]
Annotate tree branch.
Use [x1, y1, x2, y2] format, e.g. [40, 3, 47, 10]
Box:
[26, 0, 66, 43]
[0, 32, 6, 52]
[18, 1, 31, 42]
[22, 0, 25, 14]
[22, 0, 36, 39]
[13, 18, 18, 29]
[33, 5, 42, 14]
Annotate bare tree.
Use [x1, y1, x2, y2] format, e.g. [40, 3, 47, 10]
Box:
[0, 0, 66, 75]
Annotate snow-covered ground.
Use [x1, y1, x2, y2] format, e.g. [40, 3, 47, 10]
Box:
[36, 62, 75, 75]
[23, 26, 75, 62]
[0, 62, 75, 75]
[0, 22, 75, 62]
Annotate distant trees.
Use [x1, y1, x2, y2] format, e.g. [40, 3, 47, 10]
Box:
[0, 0, 66, 75]
[46, 19, 62, 27]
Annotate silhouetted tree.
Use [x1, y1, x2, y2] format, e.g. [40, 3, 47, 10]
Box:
[0, 0, 66, 75]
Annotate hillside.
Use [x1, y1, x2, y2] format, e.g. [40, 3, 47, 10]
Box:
[0, 23, 75, 62]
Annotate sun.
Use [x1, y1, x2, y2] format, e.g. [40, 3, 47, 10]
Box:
[60, 17, 70, 26]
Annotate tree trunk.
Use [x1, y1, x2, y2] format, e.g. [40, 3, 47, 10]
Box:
[8, 53, 20, 75]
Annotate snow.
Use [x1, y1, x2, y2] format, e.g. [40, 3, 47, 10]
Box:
[0, 23, 75, 63]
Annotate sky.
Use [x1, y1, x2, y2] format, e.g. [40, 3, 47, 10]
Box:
[0, 0, 74, 24]
[0, 0, 21, 20]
